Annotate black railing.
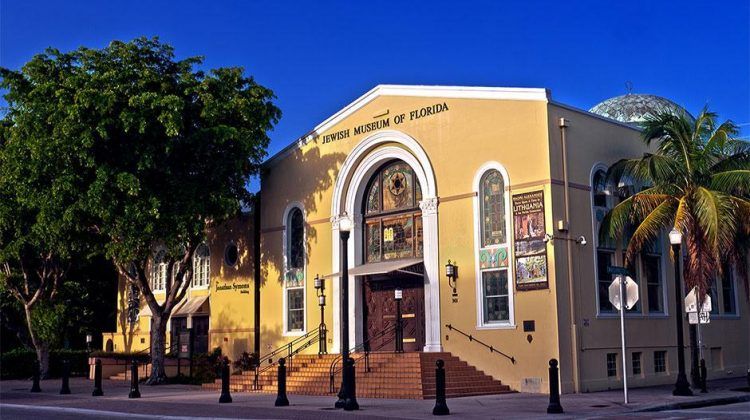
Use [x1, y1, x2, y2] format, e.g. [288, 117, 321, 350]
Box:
[253, 328, 321, 390]
[445, 323, 516, 364]
[328, 323, 398, 393]
[124, 341, 180, 380]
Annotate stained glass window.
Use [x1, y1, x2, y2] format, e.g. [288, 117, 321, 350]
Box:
[480, 170, 506, 247]
[285, 207, 305, 333]
[382, 163, 415, 212]
[363, 161, 423, 262]
[288, 208, 304, 269]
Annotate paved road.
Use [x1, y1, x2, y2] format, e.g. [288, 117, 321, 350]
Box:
[1, 378, 748, 419]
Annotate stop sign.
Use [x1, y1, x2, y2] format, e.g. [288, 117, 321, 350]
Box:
[609, 275, 639, 310]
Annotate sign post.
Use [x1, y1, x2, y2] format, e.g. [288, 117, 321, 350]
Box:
[685, 287, 711, 374]
[608, 267, 639, 405]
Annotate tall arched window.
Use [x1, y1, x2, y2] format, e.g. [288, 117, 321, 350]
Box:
[151, 249, 168, 292]
[193, 243, 210, 288]
[475, 166, 512, 326]
[363, 160, 423, 263]
[592, 168, 615, 313]
[285, 207, 305, 333]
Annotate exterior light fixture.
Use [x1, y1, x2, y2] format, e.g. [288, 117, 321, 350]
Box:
[445, 260, 458, 294]
[669, 228, 682, 245]
[339, 213, 353, 233]
[314, 275, 327, 355]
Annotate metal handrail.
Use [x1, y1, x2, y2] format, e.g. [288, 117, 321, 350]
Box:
[445, 323, 516, 364]
[252, 329, 321, 390]
[328, 323, 398, 393]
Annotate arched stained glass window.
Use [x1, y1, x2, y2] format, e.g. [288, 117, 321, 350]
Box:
[480, 170, 506, 247]
[285, 207, 305, 333]
[363, 161, 423, 263]
[288, 208, 304, 270]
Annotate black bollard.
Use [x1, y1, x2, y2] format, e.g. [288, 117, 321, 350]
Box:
[274, 358, 290, 406]
[92, 359, 104, 396]
[31, 360, 42, 393]
[219, 357, 232, 403]
[128, 361, 141, 398]
[547, 359, 564, 414]
[699, 359, 708, 393]
[343, 357, 359, 411]
[432, 359, 450, 415]
[60, 360, 71, 394]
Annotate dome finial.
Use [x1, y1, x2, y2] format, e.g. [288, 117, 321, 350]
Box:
[625, 81, 633, 95]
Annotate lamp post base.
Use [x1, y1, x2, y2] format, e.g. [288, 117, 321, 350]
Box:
[672, 373, 693, 396]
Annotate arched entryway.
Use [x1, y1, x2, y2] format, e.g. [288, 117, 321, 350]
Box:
[360, 160, 425, 351]
[330, 130, 441, 353]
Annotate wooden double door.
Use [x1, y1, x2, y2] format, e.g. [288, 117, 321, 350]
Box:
[363, 275, 425, 352]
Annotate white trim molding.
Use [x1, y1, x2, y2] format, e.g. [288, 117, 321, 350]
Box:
[330, 130, 442, 352]
[281, 202, 307, 337]
[472, 162, 515, 329]
[264, 85, 550, 169]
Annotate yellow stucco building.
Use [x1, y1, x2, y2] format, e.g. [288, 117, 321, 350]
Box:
[104, 85, 749, 394]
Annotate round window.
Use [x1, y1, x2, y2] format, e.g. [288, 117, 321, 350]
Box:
[224, 243, 239, 267]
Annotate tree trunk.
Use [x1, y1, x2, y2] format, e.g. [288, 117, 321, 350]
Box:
[23, 304, 50, 378]
[147, 314, 168, 385]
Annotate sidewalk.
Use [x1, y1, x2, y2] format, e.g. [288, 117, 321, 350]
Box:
[1, 376, 748, 419]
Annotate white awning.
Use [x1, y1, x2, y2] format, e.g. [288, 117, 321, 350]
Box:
[173, 295, 210, 317]
[323, 258, 424, 278]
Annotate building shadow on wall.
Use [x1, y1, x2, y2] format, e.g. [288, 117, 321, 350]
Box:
[261, 142, 346, 289]
[117, 288, 137, 352]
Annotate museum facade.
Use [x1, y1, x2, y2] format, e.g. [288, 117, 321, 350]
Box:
[104, 85, 749, 394]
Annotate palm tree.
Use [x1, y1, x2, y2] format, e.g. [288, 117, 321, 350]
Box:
[601, 108, 749, 298]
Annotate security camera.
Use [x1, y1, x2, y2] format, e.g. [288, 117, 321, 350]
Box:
[543, 233, 554, 243]
[576, 236, 587, 246]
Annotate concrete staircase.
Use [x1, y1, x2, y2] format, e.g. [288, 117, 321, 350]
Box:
[202, 352, 513, 399]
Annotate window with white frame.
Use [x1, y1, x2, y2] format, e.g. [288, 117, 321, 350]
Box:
[151, 249, 168, 292]
[285, 207, 305, 333]
[592, 169, 616, 313]
[592, 167, 667, 316]
[709, 265, 738, 316]
[192, 243, 210, 288]
[476, 167, 512, 325]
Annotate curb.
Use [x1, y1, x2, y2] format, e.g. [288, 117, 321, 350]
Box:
[635, 394, 750, 412]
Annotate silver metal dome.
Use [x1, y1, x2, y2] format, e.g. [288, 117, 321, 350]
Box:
[589, 94, 692, 124]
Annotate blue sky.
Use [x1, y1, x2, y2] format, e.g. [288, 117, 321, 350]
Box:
[2, 0, 749, 160]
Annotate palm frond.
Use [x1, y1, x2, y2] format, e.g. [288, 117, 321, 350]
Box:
[710, 170, 750, 197]
[694, 187, 737, 254]
[625, 198, 677, 264]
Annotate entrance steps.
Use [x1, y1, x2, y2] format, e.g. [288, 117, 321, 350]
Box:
[202, 352, 513, 399]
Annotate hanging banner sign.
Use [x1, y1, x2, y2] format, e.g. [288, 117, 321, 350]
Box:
[512, 191, 549, 291]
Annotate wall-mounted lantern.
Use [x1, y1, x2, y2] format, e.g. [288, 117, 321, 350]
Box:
[445, 260, 458, 294]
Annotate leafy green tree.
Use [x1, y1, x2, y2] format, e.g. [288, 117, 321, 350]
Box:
[0, 56, 98, 375]
[1, 37, 280, 383]
[602, 108, 750, 297]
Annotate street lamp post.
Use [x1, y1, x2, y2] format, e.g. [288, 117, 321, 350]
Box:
[314, 276, 327, 355]
[395, 289, 403, 353]
[335, 214, 358, 410]
[669, 228, 693, 396]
